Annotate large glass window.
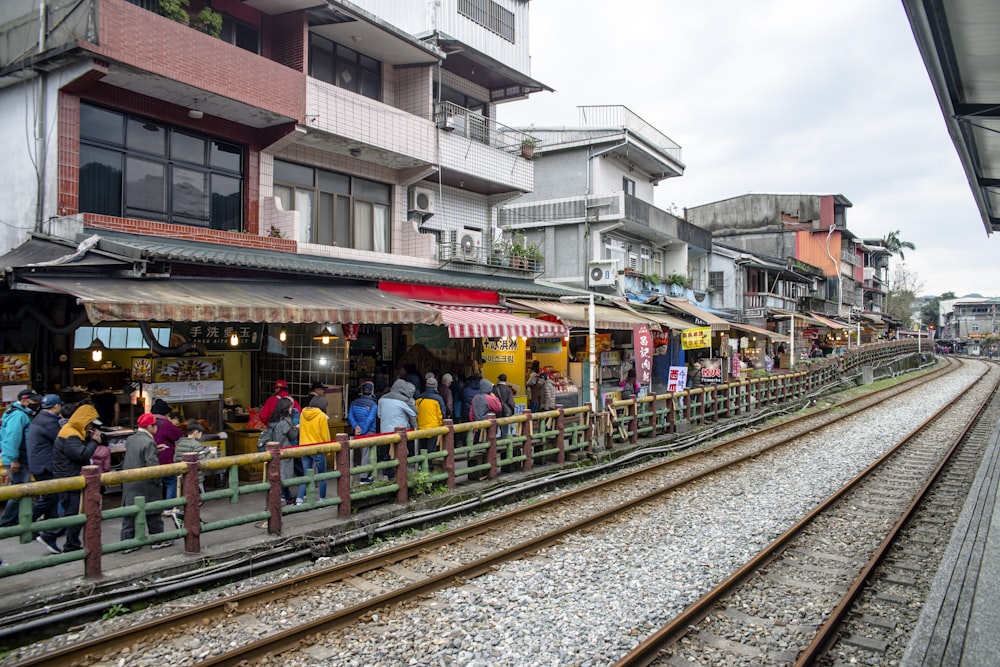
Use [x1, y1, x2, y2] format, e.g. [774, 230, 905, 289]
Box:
[220, 15, 259, 54]
[308, 33, 381, 101]
[78, 104, 244, 231]
[273, 159, 391, 251]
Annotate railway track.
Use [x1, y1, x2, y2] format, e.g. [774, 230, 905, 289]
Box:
[5, 357, 965, 666]
[614, 357, 998, 667]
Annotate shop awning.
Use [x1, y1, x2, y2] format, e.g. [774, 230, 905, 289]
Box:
[859, 313, 885, 326]
[507, 298, 656, 330]
[771, 309, 829, 328]
[21, 277, 444, 325]
[728, 321, 789, 343]
[808, 312, 848, 329]
[430, 305, 569, 339]
[614, 301, 692, 331]
[661, 297, 730, 332]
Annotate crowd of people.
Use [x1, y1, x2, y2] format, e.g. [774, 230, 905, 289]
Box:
[0, 362, 560, 560]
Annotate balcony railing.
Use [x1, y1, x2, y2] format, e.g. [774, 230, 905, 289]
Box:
[438, 240, 543, 274]
[578, 105, 682, 162]
[435, 101, 537, 156]
[744, 292, 799, 311]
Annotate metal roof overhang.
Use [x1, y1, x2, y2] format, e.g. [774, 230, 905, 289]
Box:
[809, 312, 848, 329]
[770, 309, 828, 328]
[19, 277, 444, 326]
[506, 299, 656, 331]
[728, 321, 790, 343]
[429, 305, 568, 339]
[661, 297, 729, 332]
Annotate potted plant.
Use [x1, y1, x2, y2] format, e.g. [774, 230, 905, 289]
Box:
[520, 134, 540, 160]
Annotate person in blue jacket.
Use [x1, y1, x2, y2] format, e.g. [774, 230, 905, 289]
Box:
[347, 382, 378, 484]
[0, 389, 41, 527]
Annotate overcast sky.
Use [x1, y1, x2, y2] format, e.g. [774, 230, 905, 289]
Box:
[498, 0, 994, 298]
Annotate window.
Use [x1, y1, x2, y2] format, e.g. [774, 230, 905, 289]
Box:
[273, 159, 391, 251]
[709, 271, 725, 293]
[75, 326, 170, 350]
[308, 33, 381, 100]
[457, 0, 515, 43]
[623, 177, 636, 196]
[79, 104, 244, 230]
[220, 15, 259, 54]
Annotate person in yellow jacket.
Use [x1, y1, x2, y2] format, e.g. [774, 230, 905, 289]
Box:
[296, 395, 331, 504]
[415, 377, 445, 457]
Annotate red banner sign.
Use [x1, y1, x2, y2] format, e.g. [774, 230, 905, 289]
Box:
[633, 325, 653, 386]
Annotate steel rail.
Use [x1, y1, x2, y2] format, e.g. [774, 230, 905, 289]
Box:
[14, 359, 956, 667]
[612, 357, 991, 667]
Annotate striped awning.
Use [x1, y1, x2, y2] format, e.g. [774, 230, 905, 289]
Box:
[22, 277, 444, 325]
[430, 305, 569, 339]
[507, 298, 657, 330]
[808, 312, 848, 329]
[661, 297, 730, 332]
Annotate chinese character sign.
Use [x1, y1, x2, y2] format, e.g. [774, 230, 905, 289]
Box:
[700, 358, 723, 384]
[632, 325, 653, 385]
[666, 366, 688, 393]
[680, 327, 712, 350]
[173, 322, 264, 351]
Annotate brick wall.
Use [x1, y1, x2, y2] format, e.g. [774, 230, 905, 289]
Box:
[83, 214, 297, 253]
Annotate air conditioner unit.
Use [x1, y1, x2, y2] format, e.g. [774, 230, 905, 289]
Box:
[588, 260, 617, 287]
[456, 228, 483, 262]
[409, 186, 435, 215]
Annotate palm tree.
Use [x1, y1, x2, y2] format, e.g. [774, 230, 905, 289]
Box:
[882, 229, 916, 260]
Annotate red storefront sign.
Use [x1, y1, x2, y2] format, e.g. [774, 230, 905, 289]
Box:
[633, 324, 653, 385]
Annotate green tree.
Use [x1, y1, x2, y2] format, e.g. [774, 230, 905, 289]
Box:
[882, 229, 916, 261]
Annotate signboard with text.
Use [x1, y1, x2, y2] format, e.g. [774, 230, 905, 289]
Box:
[173, 322, 264, 351]
[680, 327, 712, 350]
[632, 324, 653, 385]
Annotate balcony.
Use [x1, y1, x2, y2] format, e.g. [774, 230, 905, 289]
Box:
[435, 102, 533, 194]
[744, 291, 799, 312]
[578, 105, 683, 164]
[303, 79, 437, 169]
[437, 239, 543, 276]
[3, 0, 304, 126]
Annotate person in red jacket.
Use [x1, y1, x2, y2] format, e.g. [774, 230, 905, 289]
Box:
[258, 379, 301, 425]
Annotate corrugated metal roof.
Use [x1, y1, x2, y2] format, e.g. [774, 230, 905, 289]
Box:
[86, 230, 571, 298]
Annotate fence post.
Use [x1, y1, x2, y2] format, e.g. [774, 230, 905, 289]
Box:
[394, 427, 409, 505]
[264, 442, 283, 533]
[650, 395, 660, 438]
[584, 408, 594, 456]
[604, 396, 615, 450]
[443, 419, 457, 490]
[181, 452, 202, 554]
[336, 434, 352, 518]
[522, 410, 534, 472]
[82, 465, 103, 579]
[555, 406, 566, 464]
[629, 399, 639, 444]
[486, 413, 499, 480]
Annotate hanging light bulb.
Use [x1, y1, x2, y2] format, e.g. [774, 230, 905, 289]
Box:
[230, 332, 240, 347]
[313, 326, 339, 345]
[278, 329, 287, 343]
[88, 337, 107, 363]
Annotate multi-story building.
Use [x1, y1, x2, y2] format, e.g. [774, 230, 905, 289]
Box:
[0, 0, 565, 399]
[495, 105, 713, 300]
[686, 193, 859, 318]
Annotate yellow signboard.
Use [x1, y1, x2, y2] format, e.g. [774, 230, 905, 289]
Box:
[680, 327, 712, 350]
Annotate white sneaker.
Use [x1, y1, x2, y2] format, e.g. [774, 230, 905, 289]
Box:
[295, 498, 304, 505]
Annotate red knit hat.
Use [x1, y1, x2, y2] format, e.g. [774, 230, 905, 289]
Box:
[137, 413, 156, 428]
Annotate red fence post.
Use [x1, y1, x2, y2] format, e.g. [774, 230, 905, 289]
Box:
[487, 413, 499, 480]
[443, 419, 456, 490]
[264, 442, 283, 533]
[82, 465, 103, 579]
[181, 453, 202, 554]
[394, 427, 409, 505]
[336, 434, 352, 518]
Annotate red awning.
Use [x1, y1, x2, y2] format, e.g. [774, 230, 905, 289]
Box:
[431, 305, 569, 339]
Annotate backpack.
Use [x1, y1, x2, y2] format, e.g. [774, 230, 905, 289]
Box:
[256, 423, 276, 451]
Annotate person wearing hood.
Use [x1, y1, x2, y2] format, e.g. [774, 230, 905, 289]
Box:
[461, 376, 480, 422]
[415, 377, 445, 456]
[0, 389, 41, 527]
[36, 404, 102, 554]
[296, 394, 332, 503]
[377, 379, 416, 479]
[470, 378, 503, 444]
[439, 373, 455, 420]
